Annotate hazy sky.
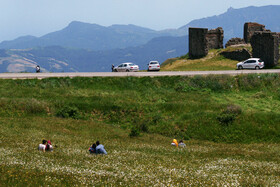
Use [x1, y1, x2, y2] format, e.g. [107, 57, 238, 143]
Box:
[0, 0, 280, 42]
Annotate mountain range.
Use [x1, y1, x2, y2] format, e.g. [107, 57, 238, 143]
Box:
[179, 5, 280, 40]
[0, 5, 280, 72]
[0, 22, 176, 51]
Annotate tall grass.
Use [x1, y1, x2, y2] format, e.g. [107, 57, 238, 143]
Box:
[0, 74, 280, 143]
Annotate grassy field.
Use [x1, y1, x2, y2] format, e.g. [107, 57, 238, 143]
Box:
[0, 76, 280, 186]
[161, 46, 280, 71]
[161, 49, 239, 71]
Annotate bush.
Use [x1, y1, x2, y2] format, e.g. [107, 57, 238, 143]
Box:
[129, 126, 140, 137]
[139, 122, 149, 133]
[217, 113, 236, 126]
[56, 106, 81, 119]
[217, 104, 242, 126]
[225, 104, 242, 115]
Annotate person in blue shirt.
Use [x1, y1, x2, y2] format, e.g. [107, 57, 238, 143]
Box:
[95, 141, 107, 155]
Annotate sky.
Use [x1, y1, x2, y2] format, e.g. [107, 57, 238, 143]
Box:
[0, 0, 280, 42]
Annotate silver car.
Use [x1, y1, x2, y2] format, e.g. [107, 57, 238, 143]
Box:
[237, 58, 264, 70]
[114, 62, 139, 72]
[148, 61, 160, 71]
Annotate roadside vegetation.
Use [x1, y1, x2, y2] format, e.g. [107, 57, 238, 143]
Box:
[0, 75, 280, 185]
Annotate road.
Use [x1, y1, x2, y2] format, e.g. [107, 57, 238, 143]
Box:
[0, 69, 280, 79]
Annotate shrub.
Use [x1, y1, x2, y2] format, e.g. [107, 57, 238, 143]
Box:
[129, 126, 140, 137]
[139, 122, 149, 133]
[217, 104, 242, 126]
[56, 106, 81, 119]
[217, 113, 236, 126]
[225, 104, 242, 115]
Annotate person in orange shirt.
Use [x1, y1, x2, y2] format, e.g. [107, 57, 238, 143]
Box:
[171, 139, 178, 147]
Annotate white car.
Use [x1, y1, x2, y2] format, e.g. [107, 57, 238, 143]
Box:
[114, 62, 139, 72]
[148, 61, 160, 71]
[237, 58, 265, 70]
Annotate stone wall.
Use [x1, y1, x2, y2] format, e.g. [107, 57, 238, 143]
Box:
[244, 22, 267, 43]
[225, 38, 246, 48]
[189, 27, 224, 58]
[251, 31, 279, 68]
[220, 48, 251, 61]
[206, 27, 224, 49]
[189, 28, 208, 58]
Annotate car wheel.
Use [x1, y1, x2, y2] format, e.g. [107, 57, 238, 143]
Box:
[255, 66, 260, 70]
[238, 66, 243, 70]
[114, 69, 118, 72]
[126, 69, 130, 72]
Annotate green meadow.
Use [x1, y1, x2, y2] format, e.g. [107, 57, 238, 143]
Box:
[0, 75, 280, 186]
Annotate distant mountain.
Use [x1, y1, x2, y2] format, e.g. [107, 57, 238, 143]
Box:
[0, 21, 174, 50]
[179, 5, 280, 40]
[0, 35, 188, 72]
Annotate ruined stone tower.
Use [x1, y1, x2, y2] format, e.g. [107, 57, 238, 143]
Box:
[244, 22, 267, 43]
[251, 31, 279, 68]
[189, 27, 224, 59]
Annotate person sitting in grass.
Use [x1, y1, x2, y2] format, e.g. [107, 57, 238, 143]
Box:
[46, 140, 53, 151]
[178, 140, 186, 148]
[171, 139, 178, 147]
[38, 139, 47, 152]
[96, 141, 107, 155]
[88, 143, 97, 154]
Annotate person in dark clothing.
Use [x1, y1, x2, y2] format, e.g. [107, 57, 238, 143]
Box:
[36, 65, 40, 73]
[89, 143, 97, 154]
[111, 64, 114, 72]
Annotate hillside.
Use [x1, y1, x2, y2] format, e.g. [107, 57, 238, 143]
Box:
[161, 44, 280, 71]
[0, 76, 280, 185]
[0, 35, 188, 73]
[161, 48, 239, 71]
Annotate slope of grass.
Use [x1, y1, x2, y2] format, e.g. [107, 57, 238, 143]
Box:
[0, 76, 280, 185]
[0, 75, 280, 143]
[161, 49, 239, 71]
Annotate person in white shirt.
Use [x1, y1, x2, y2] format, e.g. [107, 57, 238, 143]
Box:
[178, 140, 186, 148]
[38, 139, 47, 152]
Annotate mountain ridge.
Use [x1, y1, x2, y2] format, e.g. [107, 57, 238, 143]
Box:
[178, 5, 280, 39]
[0, 21, 174, 50]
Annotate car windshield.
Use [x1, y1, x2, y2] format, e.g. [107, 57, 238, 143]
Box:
[150, 62, 158, 64]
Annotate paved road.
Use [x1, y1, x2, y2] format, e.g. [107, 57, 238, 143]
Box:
[0, 69, 280, 79]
